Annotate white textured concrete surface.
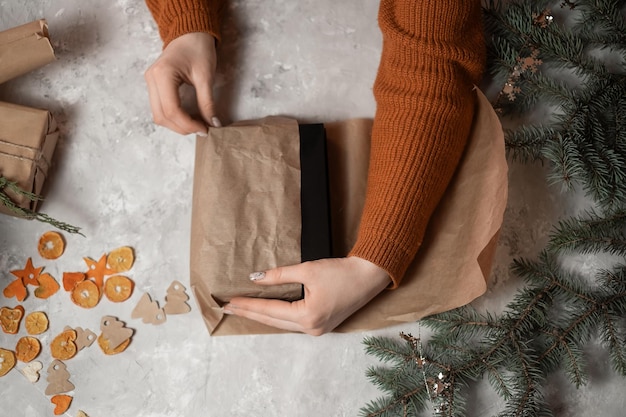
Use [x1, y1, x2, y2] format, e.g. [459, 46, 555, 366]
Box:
[1, 1, 625, 416]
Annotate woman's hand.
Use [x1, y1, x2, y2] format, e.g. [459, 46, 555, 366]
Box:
[224, 257, 391, 336]
[145, 32, 221, 135]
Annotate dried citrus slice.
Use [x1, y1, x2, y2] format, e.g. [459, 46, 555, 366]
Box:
[0, 348, 16, 376]
[34, 273, 60, 299]
[107, 246, 134, 273]
[15, 336, 41, 363]
[50, 329, 78, 360]
[10, 258, 43, 286]
[103, 275, 134, 302]
[62, 272, 86, 291]
[97, 333, 131, 355]
[38, 231, 65, 260]
[25, 311, 49, 335]
[70, 280, 100, 308]
[3, 278, 27, 301]
[0, 305, 24, 334]
[51, 394, 72, 415]
[84, 255, 113, 289]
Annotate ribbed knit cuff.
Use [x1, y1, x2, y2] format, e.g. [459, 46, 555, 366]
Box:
[348, 229, 416, 289]
[145, 0, 222, 48]
[162, 8, 220, 47]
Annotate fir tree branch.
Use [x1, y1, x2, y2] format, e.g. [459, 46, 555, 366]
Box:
[599, 310, 626, 375]
[0, 176, 83, 236]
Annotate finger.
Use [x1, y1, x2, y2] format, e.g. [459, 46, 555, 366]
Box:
[248, 264, 307, 287]
[145, 71, 189, 135]
[192, 73, 221, 128]
[225, 301, 303, 333]
[156, 78, 209, 135]
[227, 296, 305, 323]
[146, 64, 208, 135]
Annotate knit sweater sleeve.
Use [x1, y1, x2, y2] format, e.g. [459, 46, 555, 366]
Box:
[348, 0, 486, 287]
[145, 0, 223, 47]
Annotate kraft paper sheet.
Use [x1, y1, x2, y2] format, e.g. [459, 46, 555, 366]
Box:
[190, 116, 304, 328]
[191, 88, 508, 335]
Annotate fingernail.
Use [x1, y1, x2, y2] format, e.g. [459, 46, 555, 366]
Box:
[223, 307, 233, 315]
[249, 271, 265, 281]
[196, 131, 208, 137]
[211, 117, 222, 128]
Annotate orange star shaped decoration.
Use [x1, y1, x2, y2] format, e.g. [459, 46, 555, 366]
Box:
[83, 254, 114, 289]
[10, 257, 44, 286]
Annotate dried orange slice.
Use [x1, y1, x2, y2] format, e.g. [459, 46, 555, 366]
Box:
[38, 231, 65, 260]
[97, 333, 131, 355]
[107, 246, 134, 273]
[62, 272, 86, 291]
[70, 280, 100, 309]
[15, 336, 41, 363]
[25, 311, 49, 335]
[50, 329, 78, 360]
[0, 348, 16, 377]
[34, 273, 60, 299]
[103, 275, 134, 303]
[0, 305, 24, 334]
[51, 394, 72, 415]
[3, 278, 27, 301]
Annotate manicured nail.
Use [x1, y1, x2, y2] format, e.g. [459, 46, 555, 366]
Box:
[223, 307, 233, 315]
[211, 117, 222, 128]
[249, 271, 265, 281]
[196, 131, 208, 137]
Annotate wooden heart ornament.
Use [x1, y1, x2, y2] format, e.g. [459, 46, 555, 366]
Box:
[20, 360, 43, 383]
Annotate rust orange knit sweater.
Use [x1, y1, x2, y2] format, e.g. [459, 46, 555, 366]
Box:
[146, 0, 486, 287]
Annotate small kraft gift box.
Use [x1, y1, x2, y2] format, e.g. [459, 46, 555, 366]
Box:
[0, 19, 58, 218]
[0, 101, 59, 217]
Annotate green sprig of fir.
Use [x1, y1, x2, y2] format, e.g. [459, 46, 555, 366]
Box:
[0, 175, 83, 236]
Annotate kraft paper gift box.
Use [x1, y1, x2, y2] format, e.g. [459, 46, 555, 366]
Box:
[0, 19, 55, 85]
[190, 88, 509, 335]
[0, 101, 59, 217]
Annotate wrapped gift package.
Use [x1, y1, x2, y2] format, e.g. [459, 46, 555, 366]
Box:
[190, 88, 509, 336]
[0, 101, 59, 216]
[0, 19, 55, 84]
[190, 117, 332, 307]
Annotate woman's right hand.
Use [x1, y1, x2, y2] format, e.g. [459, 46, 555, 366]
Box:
[145, 32, 221, 136]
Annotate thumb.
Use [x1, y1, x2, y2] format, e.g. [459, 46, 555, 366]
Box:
[249, 265, 301, 286]
[194, 78, 221, 128]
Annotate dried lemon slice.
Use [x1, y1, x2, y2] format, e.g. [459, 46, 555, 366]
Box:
[71, 280, 100, 308]
[25, 311, 49, 335]
[103, 275, 134, 303]
[38, 231, 65, 260]
[50, 329, 78, 360]
[15, 336, 41, 363]
[107, 246, 134, 273]
[0, 348, 16, 376]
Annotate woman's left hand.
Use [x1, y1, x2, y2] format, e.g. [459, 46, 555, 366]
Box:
[224, 256, 390, 335]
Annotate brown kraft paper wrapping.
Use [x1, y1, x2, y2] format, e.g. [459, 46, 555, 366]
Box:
[191, 88, 508, 335]
[0, 101, 59, 216]
[0, 19, 56, 85]
[190, 116, 304, 331]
